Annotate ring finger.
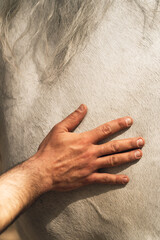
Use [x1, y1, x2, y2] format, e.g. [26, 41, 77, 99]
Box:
[95, 149, 143, 169]
[95, 137, 145, 157]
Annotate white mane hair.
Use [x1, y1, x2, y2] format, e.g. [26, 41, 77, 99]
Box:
[0, 0, 159, 83]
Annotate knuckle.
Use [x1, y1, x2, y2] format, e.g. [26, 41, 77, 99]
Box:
[80, 169, 91, 178]
[130, 139, 136, 148]
[70, 111, 79, 120]
[118, 118, 126, 128]
[82, 149, 95, 160]
[89, 146, 97, 156]
[101, 124, 112, 135]
[126, 152, 132, 161]
[75, 108, 82, 115]
[110, 141, 119, 153]
[103, 176, 109, 183]
[109, 155, 118, 167]
[78, 134, 90, 145]
[88, 160, 97, 171]
[84, 175, 93, 184]
[102, 175, 111, 184]
[100, 144, 106, 154]
[91, 176, 99, 183]
[115, 176, 121, 184]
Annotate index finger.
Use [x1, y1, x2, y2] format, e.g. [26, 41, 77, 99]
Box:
[83, 116, 133, 144]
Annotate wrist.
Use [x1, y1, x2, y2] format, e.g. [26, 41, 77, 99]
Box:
[24, 154, 52, 196]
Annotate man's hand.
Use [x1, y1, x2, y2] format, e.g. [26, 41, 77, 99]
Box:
[30, 104, 145, 193]
[0, 104, 145, 233]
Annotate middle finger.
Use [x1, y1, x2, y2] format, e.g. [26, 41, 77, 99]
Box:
[83, 116, 133, 144]
[95, 149, 143, 169]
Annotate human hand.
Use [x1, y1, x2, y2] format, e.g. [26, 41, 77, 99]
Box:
[31, 104, 145, 193]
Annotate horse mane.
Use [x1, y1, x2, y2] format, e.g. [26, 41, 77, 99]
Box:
[0, 0, 159, 83]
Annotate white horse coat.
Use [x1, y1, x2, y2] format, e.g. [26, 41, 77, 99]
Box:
[0, 1, 160, 240]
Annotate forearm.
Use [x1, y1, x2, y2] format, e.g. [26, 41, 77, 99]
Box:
[0, 157, 45, 234]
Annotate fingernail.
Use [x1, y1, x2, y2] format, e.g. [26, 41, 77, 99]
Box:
[135, 150, 142, 159]
[125, 117, 132, 127]
[137, 138, 144, 147]
[122, 177, 129, 184]
[78, 104, 85, 111]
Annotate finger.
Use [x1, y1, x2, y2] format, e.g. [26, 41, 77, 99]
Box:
[55, 104, 87, 132]
[86, 172, 129, 185]
[95, 137, 145, 157]
[83, 116, 133, 144]
[95, 149, 142, 169]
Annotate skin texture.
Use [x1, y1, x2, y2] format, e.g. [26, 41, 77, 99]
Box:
[0, 104, 145, 234]
[34, 104, 144, 192]
[0, 2, 159, 239]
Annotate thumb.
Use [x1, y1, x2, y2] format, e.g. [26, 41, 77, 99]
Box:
[57, 104, 88, 132]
